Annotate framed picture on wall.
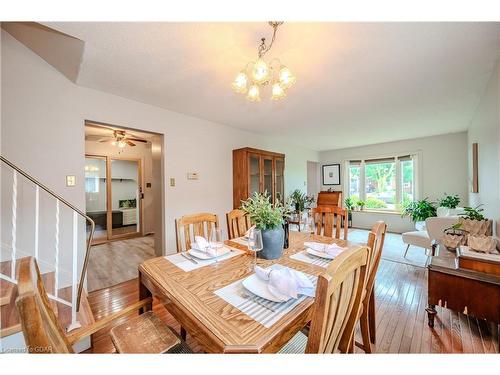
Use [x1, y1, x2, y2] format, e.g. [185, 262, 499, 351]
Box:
[322, 164, 341, 185]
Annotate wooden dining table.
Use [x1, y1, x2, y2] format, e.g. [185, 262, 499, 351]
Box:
[138, 231, 365, 353]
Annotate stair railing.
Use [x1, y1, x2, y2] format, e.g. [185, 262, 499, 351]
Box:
[0, 155, 95, 331]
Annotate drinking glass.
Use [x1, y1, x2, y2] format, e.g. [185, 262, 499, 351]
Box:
[210, 228, 224, 267]
[304, 213, 315, 234]
[247, 228, 263, 271]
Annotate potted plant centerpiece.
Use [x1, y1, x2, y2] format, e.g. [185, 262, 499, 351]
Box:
[241, 192, 288, 260]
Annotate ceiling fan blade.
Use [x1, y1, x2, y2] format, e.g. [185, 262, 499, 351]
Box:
[127, 137, 148, 143]
[126, 140, 136, 147]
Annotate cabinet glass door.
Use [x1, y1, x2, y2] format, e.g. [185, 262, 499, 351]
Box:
[249, 154, 261, 197]
[275, 158, 285, 203]
[110, 159, 141, 238]
[263, 157, 273, 201]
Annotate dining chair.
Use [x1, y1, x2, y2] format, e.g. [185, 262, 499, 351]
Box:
[341, 221, 387, 353]
[226, 209, 252, 239]
[175, 212, 219, 252]
[279, 245, 369, 353]
[312, 206, 349, 240]
[15, 257, 192, 354]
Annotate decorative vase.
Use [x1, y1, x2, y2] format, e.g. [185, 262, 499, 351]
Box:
[258, 227, 285, 260]
[459, 218, 492, 236]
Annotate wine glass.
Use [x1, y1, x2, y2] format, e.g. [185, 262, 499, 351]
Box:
[304, 213, 315, 234]
[247, 227, 263, 271]
[210, 228, 224, 267]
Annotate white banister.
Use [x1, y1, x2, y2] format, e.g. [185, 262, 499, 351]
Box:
[11, 170, 17, 278]
[54, 199, 60, 298]
[34, 185, 40, 259]
[66, 211, 81, 332]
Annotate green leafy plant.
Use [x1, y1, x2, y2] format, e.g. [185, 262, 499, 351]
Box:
[344, 197, 355, 211]
[241, 192, 286, 230]
[438, 193, 460, 209]
[357, 200, 366, 209]
[401, 198, 437, 222]
[289, 189, 315, 212]
[460, 205, 486, 221]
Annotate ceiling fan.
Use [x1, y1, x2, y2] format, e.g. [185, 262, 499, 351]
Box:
[85, 126, 148, 148]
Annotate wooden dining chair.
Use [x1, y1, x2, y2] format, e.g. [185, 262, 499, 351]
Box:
[340, 221, 387, 353]
[175, 212, 219, 252]
[15, 257, 192, 354]
[279, 245, 369, 353]
[226, 209, 252, 239]
[312, 206, 349, 240]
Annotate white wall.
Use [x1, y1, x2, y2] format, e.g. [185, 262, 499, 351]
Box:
[467, 58, 500, 237]
[318, 132, 469, 232]
[1, 31, 319, 256]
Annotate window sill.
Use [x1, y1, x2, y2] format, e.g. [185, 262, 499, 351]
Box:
[352, 210, 402, 216]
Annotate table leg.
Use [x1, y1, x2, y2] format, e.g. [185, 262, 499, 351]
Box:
[425, 304, 437, 328]
[139, 272, 152, 314]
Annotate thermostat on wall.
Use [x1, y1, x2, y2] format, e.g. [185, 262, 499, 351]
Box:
[187, 172, 199, 180]
[66, 175, 76, 187]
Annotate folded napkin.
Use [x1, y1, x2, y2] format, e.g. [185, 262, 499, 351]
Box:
[192, 236, 218, 257]
[304, 241, 346, 257]
[255, 265, 315, 301]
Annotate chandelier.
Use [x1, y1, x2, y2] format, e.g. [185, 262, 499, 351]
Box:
[232, 22, 295, 102]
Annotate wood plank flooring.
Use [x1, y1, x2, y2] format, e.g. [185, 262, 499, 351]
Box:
[87, 236, 156, 292]
[86, 258, 499, 353]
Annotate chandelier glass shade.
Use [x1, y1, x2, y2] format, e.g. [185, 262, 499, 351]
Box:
[232, 22, 295, 101]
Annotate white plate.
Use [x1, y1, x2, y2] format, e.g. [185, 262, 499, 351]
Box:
[241, 273, 290, 303]
[188, 246, 231, 260]
[306, 248, 337, 260]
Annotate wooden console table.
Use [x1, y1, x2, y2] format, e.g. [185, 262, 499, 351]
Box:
[426, 245, 500, 334]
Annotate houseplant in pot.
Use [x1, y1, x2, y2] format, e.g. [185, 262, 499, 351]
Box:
[459, 205, 491, 236]
[289, 189, 314, 214]
[437, 193, 461, 217]
[356, 200, 366, 211]
[344, 197, 355, 226]
[241, 192, 287, 260]
[401, 198, 437, 230]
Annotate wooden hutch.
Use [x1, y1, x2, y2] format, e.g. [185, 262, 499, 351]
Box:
[232, 147, 285, 209]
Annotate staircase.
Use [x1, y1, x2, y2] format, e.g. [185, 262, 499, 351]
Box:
[0, 156, 96, 351]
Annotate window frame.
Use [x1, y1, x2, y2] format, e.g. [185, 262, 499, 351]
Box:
[344, 152, 421, 213]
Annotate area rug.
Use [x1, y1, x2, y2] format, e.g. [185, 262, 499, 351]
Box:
[348, 228, 428, 268]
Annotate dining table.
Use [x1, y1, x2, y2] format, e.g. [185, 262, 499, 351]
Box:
[138, 231, 366, 353]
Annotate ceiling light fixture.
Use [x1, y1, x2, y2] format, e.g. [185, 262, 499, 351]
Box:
[232, 22, 295, 102]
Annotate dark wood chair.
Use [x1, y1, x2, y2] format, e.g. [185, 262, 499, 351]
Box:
[226, 209, 252, 239]
[15, 257, 191, 354]
[312, 206, 349, 240]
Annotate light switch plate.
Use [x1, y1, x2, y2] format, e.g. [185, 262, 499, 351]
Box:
[187, 172, 199, 180]
[169, 178, 175, 187]
[66, 175, 76, 187]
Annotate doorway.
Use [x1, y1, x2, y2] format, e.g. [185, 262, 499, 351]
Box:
[84, 121, 164, 291]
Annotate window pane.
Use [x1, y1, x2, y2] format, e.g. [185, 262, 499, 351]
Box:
[348, 165, 360, 203]
[364, 162, 395, 210]
[401, 159, 414, 205]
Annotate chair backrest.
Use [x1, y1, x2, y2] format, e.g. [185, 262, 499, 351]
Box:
[306, 245, 369, 353]
[312, 206, 348, 240]
[365, 221, 387, 297]
[15, 257, 73, 353]
[175, 212, 219, 252]
[425, 216, 460, 243]
[226, 209, 252, 239]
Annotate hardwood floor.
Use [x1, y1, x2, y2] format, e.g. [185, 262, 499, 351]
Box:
[86, 259, 499, 353]
[87, 236, 156, 292]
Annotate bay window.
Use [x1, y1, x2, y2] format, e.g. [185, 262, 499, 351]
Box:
[346, 154, 418, 212]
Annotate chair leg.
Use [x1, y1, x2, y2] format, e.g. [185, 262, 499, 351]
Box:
[368, 289, 376, 344]
[360, 309, 372, 353]
[180, 326, 187, 341]
[403, 244, 410, 258]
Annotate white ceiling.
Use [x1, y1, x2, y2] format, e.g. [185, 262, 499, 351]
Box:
[45, 22, 500, 151]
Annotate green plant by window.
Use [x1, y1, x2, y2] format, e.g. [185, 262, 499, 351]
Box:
[438, 193, 460, 209]
[357, 200, 366, 208]
[459, 205, 486, 221]
[241, 192, 286, 230]
[344, 197, 355, 211]
[401, 198, 437, 222]
[289, 189, 315, 212]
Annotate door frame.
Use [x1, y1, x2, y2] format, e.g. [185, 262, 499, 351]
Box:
[85, 154, 144, 244]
